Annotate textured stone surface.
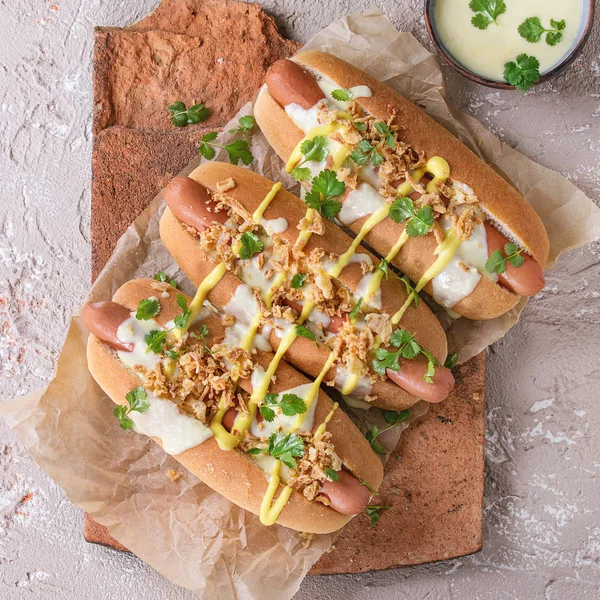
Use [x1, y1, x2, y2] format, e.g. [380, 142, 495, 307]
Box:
[0, 0, 599, 599]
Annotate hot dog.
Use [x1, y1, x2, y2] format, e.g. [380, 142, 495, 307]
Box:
[84, 278, 384, 533]
[254, 52, 549, 320]
[159, 163, 456, 411]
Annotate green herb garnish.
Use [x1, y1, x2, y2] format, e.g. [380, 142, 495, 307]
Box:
[173, 294, 192, 330]
[229, 115, 256, 143]
[331, 88, 353, 102]
[259, 392, 307, 423]
[389, 197, 434, 237]
[469, 0, 506, 30]
[373, 121, 395, 148]
[504, 54, 541, 92]
[304, 170, 345, 219]
[168, 101, 209, 127]
[365, 409, 412, 455]
[377, 258, 389, 280]
[295, 324, 316, 343]
[325, 467, 340, 481]
[349, 298, 363, 320]
[444, 353, 458, 370]
[144, 330, 167, 354]
[395, 274, 420, 308]
[198, 120, 254, 165]
[154, 271, 177, 288]
[114, 386, 150, 430]
[291, 273, 307, 289]
[290, 136, 329, 182]
[518, 17, 566, 46]
[265, 431, 305, 469]
[135, 297, 160, 321]
[366, 505, 391, 526]
[485, 242, 525, 274]
[239, 231, 263, 260]
[350, 139, 384, 168]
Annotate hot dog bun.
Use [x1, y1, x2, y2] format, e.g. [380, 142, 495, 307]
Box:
[159, 163, 455, 411]
[86, 278, 384, 534]
[254, 51, 549, 320]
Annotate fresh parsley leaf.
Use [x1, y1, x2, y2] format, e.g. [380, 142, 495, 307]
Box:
[349, 298, 362, 320]
[301, 136, 329, 163]
[264, 393, 278, 405]
[382, 409, 411, 425]
[354, 121, 367, 132]
[279, 393, 307, 417]
[136, 298, 160, 321]
[374, 121, 395, 148]
[372, 329, 422, 376]
[295, 324, 316, 343]
[229, 115, 256, 135]
[291, 273, 307, 289]
[197, 323, 209, 338]
[377, 258, 389, 280]
[239, 231, 263, 260]
[331, 88, 353, 102]
[144, 330, 167, 354]
[259, 405, 276, 422]
[168, 101, 209, 127]
[304, 170, 344, 219]
[518, 16, 566, 46]
[372, 347, 400, 376]
[366, 504, 391, 526]
[154, 271, 177, 288]
[504, 54, 541, 92]
[165, 349, 180, 362]
[246, 446, 265, 455]
[224, 139, 253, 166]
[198, 131, 218, 159]
[421, 349, 439, 384]
[266, 431, 305, 469]
[290, 167, 312, 182]
[444, 353, 458, 370]
[365, 425, 386, 455]
[390, 329, 421, 359]
[469, 0, 506, 30]
[173, 294, 192, 329]
[325, 467, 340, 481]
[485, 242, 524, 274]
[359, 478, 377, 495]
[396, 274, 420, 308]
[115, 386, 150, 430]
[389, 197, 434, 237]
[350, 139, 384, 168]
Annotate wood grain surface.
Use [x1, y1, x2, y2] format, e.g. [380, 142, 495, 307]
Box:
[87, 0, 485, 574]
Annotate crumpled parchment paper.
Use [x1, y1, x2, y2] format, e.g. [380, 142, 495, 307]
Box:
[2, 8, 599, 600]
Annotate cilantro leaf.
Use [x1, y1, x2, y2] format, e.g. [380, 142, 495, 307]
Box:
[304, 170, 345, 219]
[259, 405, 276, 422]
[504, 54, 541, 92]
[469, 0, 506, 29]
[374, 121, 395, 148]
[349, 298, 362, 320]
[390, 329, 421, 359]
[389, 197, 415, 223]
[325, 467, 340, 481]
[290, 167, 312, 182]
[300, 136, 329, 163]
[144, 330, 167, 354]
[168, 101, 209, 127]
[366, 504, 391, 526]
[331, 88, 353, 102]
[396, 274, 420, 307]
[421, 349, 439, 384]
[295, 324, 316, 343]
[291, 273, 307, 289]
[246, 446, 265, 455]
[224, 139, 253, 166]
[115, 386, 149, 430]
[518, 16, 546, 42]
[485, 243, 525, 274]
[444, 353, 458, 370]
[154, 271, 177, 288]
[359, 478, 377, 494]
[136, 298, 160, 321]
[173, 294, 192, 329]
[377, 258, 389, 280]
[382, 409, 411, 425]
[279, 393, 307, 417]
[350, 139, 384, 168]
[266, 432, 305, 468]
[239, 231, 263, 260]
[229, 115, 256, 135]
[365, 425, 386, 455]
[165, 349, 180, 362]
[405, 206, 434, 237]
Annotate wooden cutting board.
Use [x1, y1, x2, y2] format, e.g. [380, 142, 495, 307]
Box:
[87, 0, 485, 575]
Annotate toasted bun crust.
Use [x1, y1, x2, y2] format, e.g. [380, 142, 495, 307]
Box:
[160, 163, 450, 410]
[86, 278, 383, 534]
[254, 51, 550, 320]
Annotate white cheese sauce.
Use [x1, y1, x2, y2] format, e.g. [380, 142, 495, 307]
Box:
[223, 320, 272, 352]
[431, 208, 496, 308]
[128, 390, 213, 455]
[237, 255, 274, 298]
[339, 182, 387, 226]
[116, 312, 163, 371]
[334, 367, 373, 400]
[261, 216, 288, 235]
[357, 271, 383, 310]
[342, 395, 373, 410]
[222, 284, 259, 326]
[250, 382, 317, 438]
[433, 0, 584, 81]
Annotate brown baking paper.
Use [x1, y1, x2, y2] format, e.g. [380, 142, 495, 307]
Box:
[2, 8, 599, 600]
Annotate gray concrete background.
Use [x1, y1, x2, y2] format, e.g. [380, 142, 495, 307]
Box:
[0, 1, 598, 598]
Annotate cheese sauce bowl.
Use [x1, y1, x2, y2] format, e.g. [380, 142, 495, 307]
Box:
[425, 0, 595, 89]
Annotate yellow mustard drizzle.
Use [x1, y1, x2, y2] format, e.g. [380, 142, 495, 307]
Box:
[252, 182, 282, 223]
[259, 401, 340, 526]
